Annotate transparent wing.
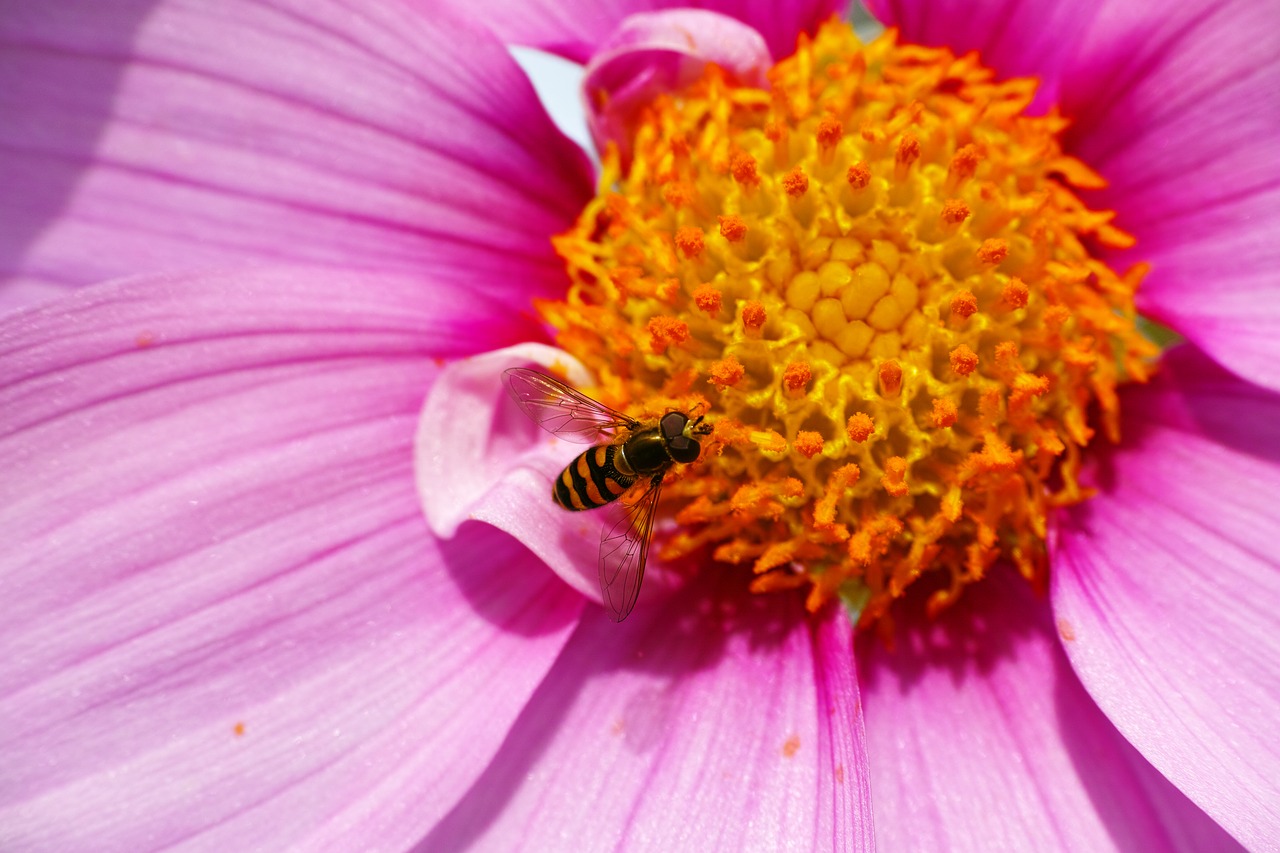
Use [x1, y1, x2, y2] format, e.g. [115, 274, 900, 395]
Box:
[503, 367, 638, 445]
[598, 473, 664, 622]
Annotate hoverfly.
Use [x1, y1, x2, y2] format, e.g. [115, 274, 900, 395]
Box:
[503, 367, 712, 622]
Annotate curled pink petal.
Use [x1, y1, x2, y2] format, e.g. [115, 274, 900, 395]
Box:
[1052, 346, 1280, 848]
[0, 0, 592, 310]
[0, 270, 582, 848]
[416, 344, 691, 608]
[427, 577, 873, 850]
[415, 343, 601, 600]
[433, 0, 842, 64]
[857, 566, 1238, 850]
[583, 10, 770, 153]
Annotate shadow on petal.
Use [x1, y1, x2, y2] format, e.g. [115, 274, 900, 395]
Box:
[420, 566, 822, 850]
[0, 0, 159, 308]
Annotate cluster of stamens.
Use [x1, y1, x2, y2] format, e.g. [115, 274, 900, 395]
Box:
[541, 21, 1156, 625]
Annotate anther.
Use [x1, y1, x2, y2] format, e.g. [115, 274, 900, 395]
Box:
[731, 152, 761, 188]
[977, 238, 1008, 266]
[1001, 278, 1029, 308]
[940, 199, 971, 224]
[846, 413, 874, 443]
[693, 284, 723, 314]
[815, 463, 861, 530]
[930, 398, 958, 428]
[709, 355, 745, 387]
[647, 316, 689, 353]
[950, 344, 979, 376]
[795, 431, 824, 458]
[817, 115, 843, 150]
[742, 300, 767, 331]
[994, 341, 1020, 369]
[895, 134, 921, 176]
[878, 360, 903, 396]
[950, 290, 978, 319]
[782, 167, 810, 197]
[948, 144, 981, 188]
[782, 361, 812, 392]
[675, 226, 705, 258]
[881, 456, 909, 497]
[1044, 305, 1070, 331]
[663, 182, 694, 208]
[847, 162, 871, 190]
[719, 215, 748, 242]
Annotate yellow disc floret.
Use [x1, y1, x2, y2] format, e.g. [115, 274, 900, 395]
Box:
[540, 21, 1157, 626]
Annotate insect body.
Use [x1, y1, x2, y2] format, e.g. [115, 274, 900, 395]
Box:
[552, 411, 702, 511]
[503, 367, 710, 621]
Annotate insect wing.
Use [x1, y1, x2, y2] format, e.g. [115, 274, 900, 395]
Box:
[503, 367, 637, 445]
[598, 474, 663, 622]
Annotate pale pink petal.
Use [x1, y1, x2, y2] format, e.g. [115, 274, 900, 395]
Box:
[857, 566, 1239, 851]
[1051, 346, 1280, 849]
[584, 10, 771, 153]
[416, 343, 603, 602]
[864, 0, 1107, 109]
[425, 579, 873, 850]
[434, 0, 842, 63]
[1058, 0, 1280, 392]
[0, 0, 592, 310]
[0, 270, 581, 849]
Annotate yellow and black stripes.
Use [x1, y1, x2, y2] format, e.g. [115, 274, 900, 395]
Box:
[554, 444, 634, 511]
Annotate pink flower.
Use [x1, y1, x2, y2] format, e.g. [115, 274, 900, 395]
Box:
[0, 1, 1275, 850]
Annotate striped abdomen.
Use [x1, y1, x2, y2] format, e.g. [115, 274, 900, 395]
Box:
[554, 444, 635, 511]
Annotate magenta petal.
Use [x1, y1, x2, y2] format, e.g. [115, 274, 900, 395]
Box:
[857, 567, 1238, 850]
[1051, 346, 1280, 848]
[1057, 0, 1280, 391]
[427, 579, 873, 850]
[435, 0, 842, 63]
[865, 0, 1107, 109]
[0, 270, 581, 849]
[583, 10, 771, 154]
[0, 0, 592, 309]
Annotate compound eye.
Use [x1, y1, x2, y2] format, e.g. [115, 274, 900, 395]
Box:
[668, 436, 701, 463]
[660, 411, 688, 440]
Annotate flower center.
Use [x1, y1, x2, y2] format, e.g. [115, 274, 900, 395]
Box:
[540, 21, 1156, 626]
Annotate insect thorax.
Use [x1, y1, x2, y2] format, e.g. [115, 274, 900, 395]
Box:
[619, 428, 675, 476]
